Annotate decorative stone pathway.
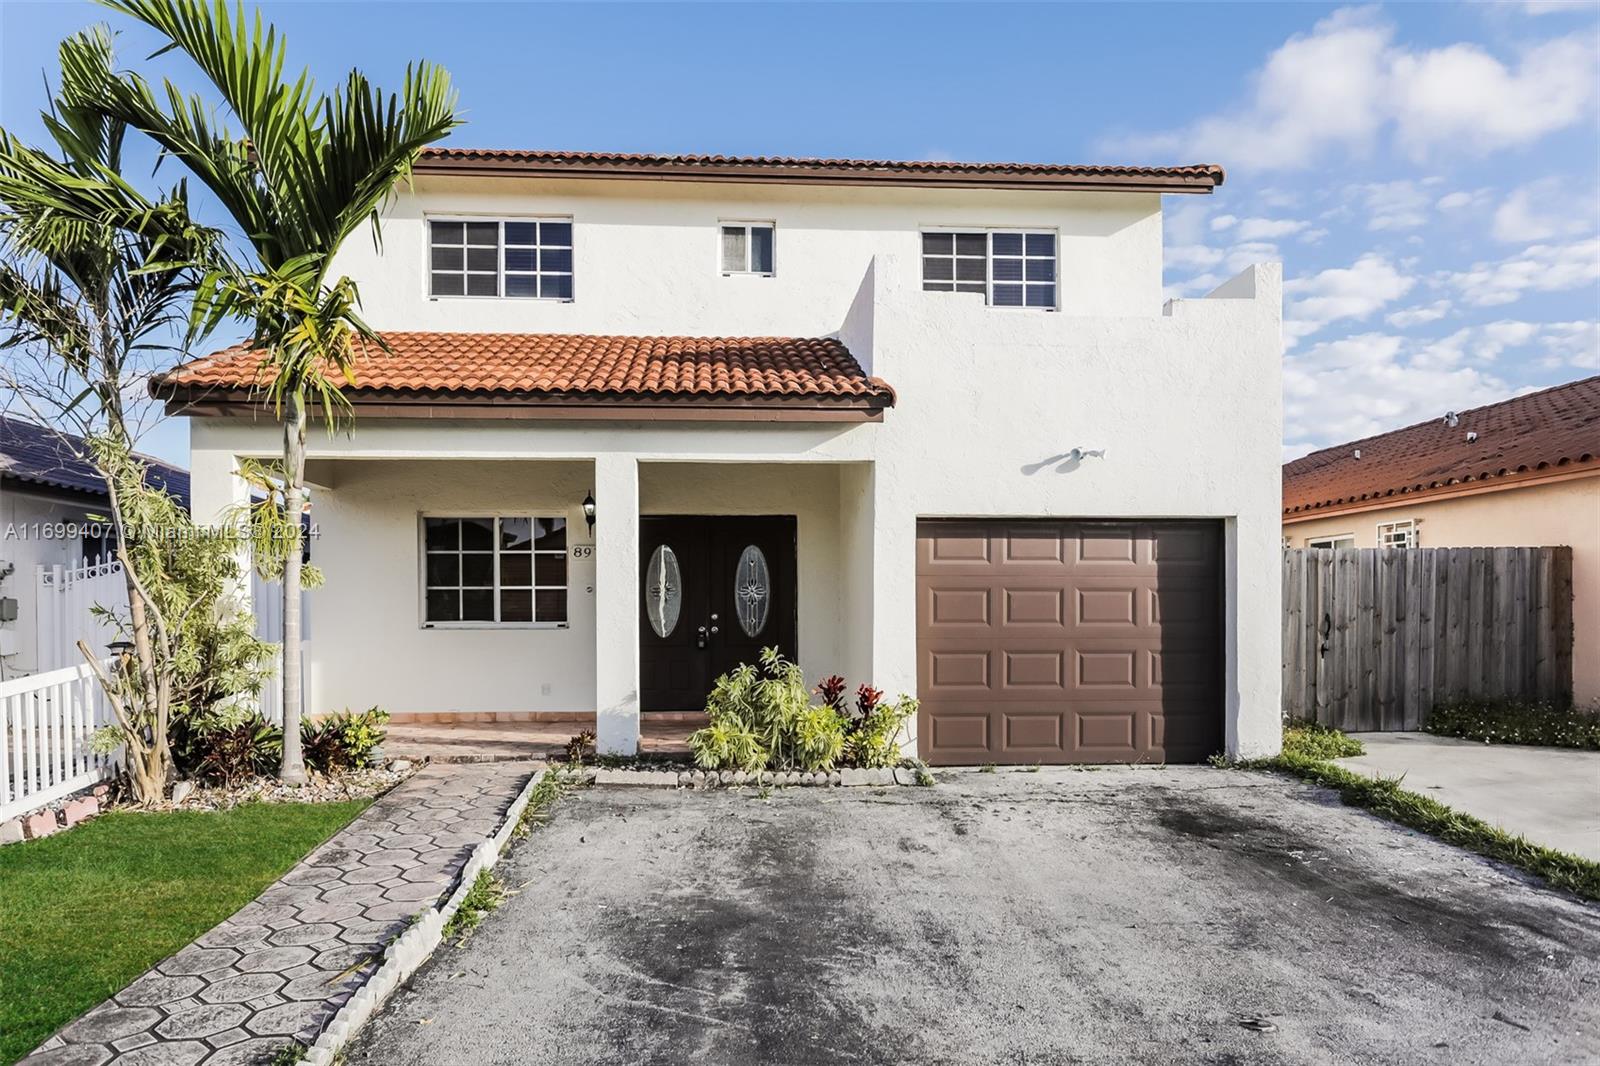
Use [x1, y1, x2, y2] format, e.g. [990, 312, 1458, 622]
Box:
[24, 761, 537, 1066]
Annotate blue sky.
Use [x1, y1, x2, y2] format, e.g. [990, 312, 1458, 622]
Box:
[3, 1, 1597, 466]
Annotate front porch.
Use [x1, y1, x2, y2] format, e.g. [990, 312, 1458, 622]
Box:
[190, 443, 895, 758]
[382, 713, 704, 763]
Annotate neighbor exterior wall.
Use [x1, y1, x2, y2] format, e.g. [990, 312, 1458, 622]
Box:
[0, 486, 101, 677]
[1284, 473, 1600, 705]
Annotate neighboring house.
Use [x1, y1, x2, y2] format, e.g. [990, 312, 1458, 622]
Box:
[1282, 375, 1600, 705]
[0, 414, 190, 678]
[154, 148, 1282, 764]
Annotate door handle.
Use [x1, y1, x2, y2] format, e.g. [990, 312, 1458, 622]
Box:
[696, 625, 708, 649]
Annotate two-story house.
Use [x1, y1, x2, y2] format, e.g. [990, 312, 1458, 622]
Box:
[155, 149, 1283, 764]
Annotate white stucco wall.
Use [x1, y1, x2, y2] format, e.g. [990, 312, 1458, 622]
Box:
[333, 175, 1164, 332]
[189, 176, 1283, 759]
[0, 486, 101, 679]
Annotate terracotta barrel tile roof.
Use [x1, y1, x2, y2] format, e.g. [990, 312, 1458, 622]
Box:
[155, 332, 894, 407]
[1282, 375, 1600, 517]
[415, 147, 1224, 191]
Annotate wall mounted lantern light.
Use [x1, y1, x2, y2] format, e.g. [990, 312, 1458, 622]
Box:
[582, 491, 597, 532]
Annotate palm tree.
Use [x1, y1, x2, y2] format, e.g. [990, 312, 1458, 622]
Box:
[0, 27, 214, 802]
[65, 0, 460, 782]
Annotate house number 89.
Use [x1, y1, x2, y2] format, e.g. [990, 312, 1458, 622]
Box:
[572, 546, 594, 559]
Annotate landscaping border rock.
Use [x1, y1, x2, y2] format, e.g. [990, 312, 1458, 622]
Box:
[545, 765, 929, 789]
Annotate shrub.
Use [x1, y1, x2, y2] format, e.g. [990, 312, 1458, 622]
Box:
[564, 730, 596, 765]
[174, 714, 282, 786]
[1426, 698, 1600, 750]
[175, 707, 389, 784]
[691, 650, 914, 772]
[1281, 719, 1365, 761]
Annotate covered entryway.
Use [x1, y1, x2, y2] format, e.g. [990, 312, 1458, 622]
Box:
[916, 519, 1223, 765]
[640, 515, 799, 711]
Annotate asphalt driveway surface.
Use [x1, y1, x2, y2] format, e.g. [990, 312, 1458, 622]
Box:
[346, 768, 1600, 1066]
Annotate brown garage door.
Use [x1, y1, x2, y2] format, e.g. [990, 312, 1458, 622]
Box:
[916, 520, 1222, 765]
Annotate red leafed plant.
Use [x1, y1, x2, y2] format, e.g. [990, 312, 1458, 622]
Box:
[817, 675, 848, 713]
[855, 684, 883, 717]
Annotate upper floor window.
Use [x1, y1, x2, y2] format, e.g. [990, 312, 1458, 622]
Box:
[1377, 519, 1418, 549]
[922, 230, 1057, 309]
[429, 218, 573, 300]
[721, 222, 775, 275]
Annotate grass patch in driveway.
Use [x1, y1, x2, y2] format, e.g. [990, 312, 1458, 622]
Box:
[0, 800, 367, 1064]
[1231, 726, 1600, 903]
[1426, 698, 1600, 750]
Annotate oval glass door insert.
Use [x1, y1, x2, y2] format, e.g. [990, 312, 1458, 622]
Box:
[734, 545, 771, 638]
[645, 544, 682, 639]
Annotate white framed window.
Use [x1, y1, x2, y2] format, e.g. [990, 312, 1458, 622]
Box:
[421, 516, 568, 627]
[720, 221, 775, 275]
[1377, 519, 1418, 549]
[427, 218, 573, 300]
[921, 229, 1057, 309]
[1307, 534, 1356, 549]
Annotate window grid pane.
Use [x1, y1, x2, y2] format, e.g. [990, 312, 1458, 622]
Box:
[922, 230, 1056, 309]
[425, 516, 568, 625]
[429, 219, 574, 301]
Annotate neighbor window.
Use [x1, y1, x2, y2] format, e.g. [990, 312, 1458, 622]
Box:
[721, 222, 775, 274]
[428, 219, 573, 300]
[1377, 519, 1418, 549]
[1307, 534, 1356, 549]
[921, 230, 1057, 308]
[422, 516, 568, 626]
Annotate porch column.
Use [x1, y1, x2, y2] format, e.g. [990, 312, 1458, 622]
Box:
[593, 454, 640, 754]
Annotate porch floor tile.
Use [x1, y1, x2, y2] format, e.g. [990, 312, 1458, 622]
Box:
[383, 716, 701, 763]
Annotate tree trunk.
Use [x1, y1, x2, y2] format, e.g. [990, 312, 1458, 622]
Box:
[278, 394, 309, 785]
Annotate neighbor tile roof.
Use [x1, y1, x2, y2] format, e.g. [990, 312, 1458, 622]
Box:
[1283, 375, 1600, 517]
[415, 148, 1225, 191]
[0, 414, 190, 505]
[155, 332, 895, 408]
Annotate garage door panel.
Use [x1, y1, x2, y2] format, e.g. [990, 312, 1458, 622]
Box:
[917, 519, 1222, 765]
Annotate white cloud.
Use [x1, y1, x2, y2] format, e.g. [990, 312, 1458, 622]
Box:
[1210, 214, 1238, 232]
[1283, 331, 1512, 452]
[1104, 8, 1597, 171]
[1437, 188, 1492, 211]
[1285, 254, 1416, 342]
[1391, 36, 1597, 157]
[1491, 177, 1599, 242]
[1165, 243, 1224, 271]
[1386, 299, 1453, 328]
[1445, 237, 1600, 306]
[1360, 180, 1435, 230]
[1238, 217, 1311, 240]
[1537, 321, 1600, 369]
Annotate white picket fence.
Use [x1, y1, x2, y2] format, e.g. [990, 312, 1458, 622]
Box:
[34, 562, 127, 673]
[0, 660, 117, 821]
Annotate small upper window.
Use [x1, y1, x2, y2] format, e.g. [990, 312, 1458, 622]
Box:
[1307, 535, 1356, 550]
[721, 222, 775, 275]
[429, 219, 574, 300]
[922, 230, 1056, 309]
[1377, 520, 1418, 549]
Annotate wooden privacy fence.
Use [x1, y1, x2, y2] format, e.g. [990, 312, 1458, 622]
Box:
[1283, 547, 1574, 731]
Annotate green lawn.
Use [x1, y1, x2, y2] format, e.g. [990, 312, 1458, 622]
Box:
[0, 800, 368, 1064]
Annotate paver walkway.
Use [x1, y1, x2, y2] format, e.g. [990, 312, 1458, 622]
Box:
[24, 761, 537, 1066]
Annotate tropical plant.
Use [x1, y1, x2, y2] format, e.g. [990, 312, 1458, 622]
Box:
[820, 677, 917, 769]
[56, 0, 462, 783]
[692, 649, 863, 772]
[0, 28, 219, 803]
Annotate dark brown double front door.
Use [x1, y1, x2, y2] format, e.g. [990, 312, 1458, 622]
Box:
[640, 516, 798, 711]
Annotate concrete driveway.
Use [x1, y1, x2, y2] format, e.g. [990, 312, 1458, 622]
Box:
[346, 768, 1600, 1066]
[1337, 732, 1600, 861]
